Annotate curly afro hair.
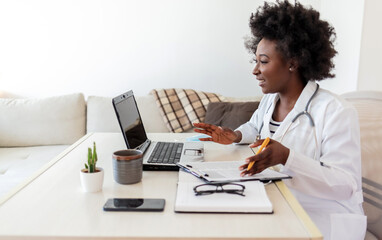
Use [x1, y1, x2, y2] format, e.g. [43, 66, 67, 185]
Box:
[246, 0, 337, 82]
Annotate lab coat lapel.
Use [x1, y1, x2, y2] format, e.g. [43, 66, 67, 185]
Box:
[272, 109, 299, 141]
[272, 81, 318, 141]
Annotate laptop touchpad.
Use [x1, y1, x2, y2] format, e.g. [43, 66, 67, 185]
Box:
[184, 149, 203, 156]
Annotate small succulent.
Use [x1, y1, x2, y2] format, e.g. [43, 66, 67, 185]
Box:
[85, 142, 98, 173]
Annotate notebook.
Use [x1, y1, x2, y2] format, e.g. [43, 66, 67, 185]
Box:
[112, 90, 204, 171]
[174, 170, 273, 213]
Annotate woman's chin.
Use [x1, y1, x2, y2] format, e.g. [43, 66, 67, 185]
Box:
[260, 87, 276, 94]
[260, 87, 269, 94]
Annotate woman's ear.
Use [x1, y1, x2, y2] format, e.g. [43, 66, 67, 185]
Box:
[288, 59, 299, 72]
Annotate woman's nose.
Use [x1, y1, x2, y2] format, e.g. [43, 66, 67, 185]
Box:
[253, 64, 260, 75]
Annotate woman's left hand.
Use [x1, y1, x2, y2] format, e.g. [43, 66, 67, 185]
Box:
[239, 138, 290, 176]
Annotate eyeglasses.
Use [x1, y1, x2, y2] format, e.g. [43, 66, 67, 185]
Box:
[193, 182, 246, 196]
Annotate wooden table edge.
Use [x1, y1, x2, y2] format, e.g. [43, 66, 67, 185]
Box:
[275, 181, 323, 240]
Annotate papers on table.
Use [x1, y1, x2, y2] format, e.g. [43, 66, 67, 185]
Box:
[177, 161, 291, 183]
[174, 170, 273, 213]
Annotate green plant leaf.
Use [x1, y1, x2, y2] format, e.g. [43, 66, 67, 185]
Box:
[85, 143, 98, 173]
[88, 148, 92, 166]
[93, 142, 98, 163]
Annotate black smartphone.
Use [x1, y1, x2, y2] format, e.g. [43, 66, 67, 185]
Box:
[103, 198, 165, 212]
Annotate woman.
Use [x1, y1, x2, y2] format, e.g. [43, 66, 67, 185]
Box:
[193, 1, 366, 239]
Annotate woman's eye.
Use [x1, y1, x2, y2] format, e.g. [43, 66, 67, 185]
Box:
[254, 59, 268, 64]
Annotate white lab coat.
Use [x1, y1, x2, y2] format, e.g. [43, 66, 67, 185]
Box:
[236, 81, 366, 240]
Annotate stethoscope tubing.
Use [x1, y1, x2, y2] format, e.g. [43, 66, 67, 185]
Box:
[257, 83, 319, 138]
[256, 83, 328, 167]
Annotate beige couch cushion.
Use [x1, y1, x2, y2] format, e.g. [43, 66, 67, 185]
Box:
[342, 91, 382, 239]
[342, 91, 382, 185]
[224, 95, 262, 102]
[136, 95, 169, 133]
[86, 95, 168, 133]
[0, 93, 86, 147]
[86, 96, 120, 133]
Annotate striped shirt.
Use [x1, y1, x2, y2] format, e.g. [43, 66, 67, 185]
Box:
[269, 118, 281, 137]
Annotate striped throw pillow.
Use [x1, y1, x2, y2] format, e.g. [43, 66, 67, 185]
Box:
[151, 89, 223, 133]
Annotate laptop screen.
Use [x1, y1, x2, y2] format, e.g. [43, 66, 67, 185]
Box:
[113, 91, 147, 149]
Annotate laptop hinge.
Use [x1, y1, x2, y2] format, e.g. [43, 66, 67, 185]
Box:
[136, 139, 151, 153]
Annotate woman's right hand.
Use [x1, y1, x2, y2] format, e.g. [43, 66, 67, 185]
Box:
[193, 122, 240, 145]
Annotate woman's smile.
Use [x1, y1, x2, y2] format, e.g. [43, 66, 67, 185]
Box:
[258, 79, 265, 87]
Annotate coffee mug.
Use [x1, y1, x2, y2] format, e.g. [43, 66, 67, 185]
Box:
[112, 149, 143, 184]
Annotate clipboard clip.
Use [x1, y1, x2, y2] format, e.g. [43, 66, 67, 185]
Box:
[176, 163, 209, 179]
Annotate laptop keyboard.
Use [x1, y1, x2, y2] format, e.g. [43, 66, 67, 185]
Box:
[148, 142, 184, 164]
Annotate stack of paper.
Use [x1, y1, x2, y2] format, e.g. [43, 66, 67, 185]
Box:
[174, 171, 273, 213]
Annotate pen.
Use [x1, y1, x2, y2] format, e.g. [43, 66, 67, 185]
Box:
[247, 137, 270, 171]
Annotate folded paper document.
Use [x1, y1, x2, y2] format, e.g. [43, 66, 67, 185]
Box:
[177, 161, 291, 183]
[175, 171, 273, 213]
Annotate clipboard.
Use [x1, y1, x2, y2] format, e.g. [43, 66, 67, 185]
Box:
[176, 161, 291, 183]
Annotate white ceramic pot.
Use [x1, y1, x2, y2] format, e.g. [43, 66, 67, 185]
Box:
[80, 167, 104, 192]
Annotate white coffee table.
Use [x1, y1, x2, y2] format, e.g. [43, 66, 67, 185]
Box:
[0, 132, 322, 239]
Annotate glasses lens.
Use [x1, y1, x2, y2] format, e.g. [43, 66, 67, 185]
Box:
[194, 183, 245, 196]
[194, 184, 216, 195]
[197, 184, 218, 192]
[222, 184, 244, 192]
[222, 184, 245, 196]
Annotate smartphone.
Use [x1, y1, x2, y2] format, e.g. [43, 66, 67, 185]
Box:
[103, 198, 165, 212]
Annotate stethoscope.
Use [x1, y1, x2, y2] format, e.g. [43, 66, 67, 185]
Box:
[256, 83, 328, 167]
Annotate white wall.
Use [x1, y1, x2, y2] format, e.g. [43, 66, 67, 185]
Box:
[358, 0, 382, 91]
[0, 0, 367, 98]
[0, 0, 261, 98]
[319, 0, 364, 94]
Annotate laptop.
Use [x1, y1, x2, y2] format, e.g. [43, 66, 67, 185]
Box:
[112, 90, 204, 171]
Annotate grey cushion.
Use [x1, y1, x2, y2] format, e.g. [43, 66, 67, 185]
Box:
[204, 101, 259, 130]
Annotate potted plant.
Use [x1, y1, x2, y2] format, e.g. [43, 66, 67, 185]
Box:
[80, 142, 104, 192]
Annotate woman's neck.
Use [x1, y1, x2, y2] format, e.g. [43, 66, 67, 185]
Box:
[273, 81, 306, 122]
[278, 80, 306, 108]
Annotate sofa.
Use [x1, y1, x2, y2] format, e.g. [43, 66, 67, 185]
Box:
[0, 90, 381, 239]
[341, 91, 382, 240]
[0, 91, 260, 200]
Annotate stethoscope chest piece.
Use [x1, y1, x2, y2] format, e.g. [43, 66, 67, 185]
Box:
[256, 135, 261, 141]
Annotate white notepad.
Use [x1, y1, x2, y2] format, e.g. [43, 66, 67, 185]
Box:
[174, 171, 273, 213]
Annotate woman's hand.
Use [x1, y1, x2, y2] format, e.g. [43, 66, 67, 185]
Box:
[239, 138, 290, 176]
[193, 122, 240, 145]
